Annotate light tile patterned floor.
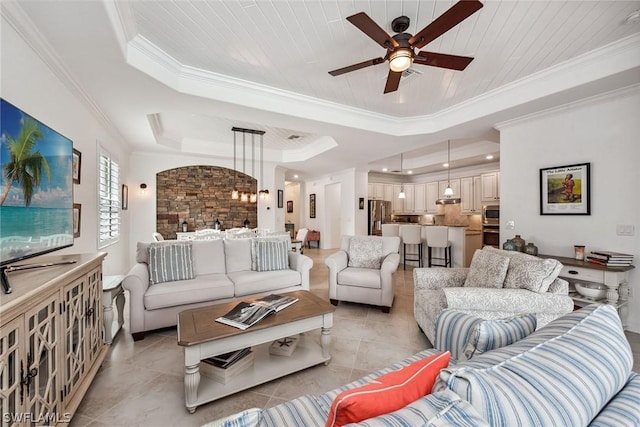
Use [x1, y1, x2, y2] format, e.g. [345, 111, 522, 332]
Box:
[72, 248, 640, 426]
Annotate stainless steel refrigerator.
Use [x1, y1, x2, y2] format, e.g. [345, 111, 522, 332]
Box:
[368, 200, 391, 235]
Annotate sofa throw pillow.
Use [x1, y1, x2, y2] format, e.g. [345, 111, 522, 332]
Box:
[347, 236, 383, 269]
[463, 313, 537, 360]
[148, 242, 194, 285]
[325, 352, 450, 427]
[252, 239, 289, 272]
[484, 247, 562, 293]
[440, 305, 632, 427]
[464, 249, 510, 288]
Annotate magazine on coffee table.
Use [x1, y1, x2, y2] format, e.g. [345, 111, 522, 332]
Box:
[215, 294, 299, 330]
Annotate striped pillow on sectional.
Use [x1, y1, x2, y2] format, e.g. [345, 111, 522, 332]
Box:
[589, 373, 640, 426]
[438, 304, 633, 427]
[148, 242, 194, 284]
[435, 309, 484, 362]
[463, 313, 536, 360]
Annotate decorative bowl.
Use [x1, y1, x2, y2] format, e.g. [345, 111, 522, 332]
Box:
[575, 283, 607, 300]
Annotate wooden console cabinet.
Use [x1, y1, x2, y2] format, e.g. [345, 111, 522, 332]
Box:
[540, 254, 634, 329]
[0, 253, 107, 426]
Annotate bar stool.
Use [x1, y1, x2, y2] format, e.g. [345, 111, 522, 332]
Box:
[424, 226, 452, 267]
[399, 225, 423, 270]
[381, 224, 400, 237]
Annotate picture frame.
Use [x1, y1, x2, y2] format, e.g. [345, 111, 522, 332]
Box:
[277, 189, 284, 208]
[309, 193, 316, 218]
[540, 162, 590, 215]
[359, 197, 365, 210]
[287, 200, 293, 213]
[121, 184, 128, 210]
[72, 148, 81, 184]
[73, 203, 81, 237]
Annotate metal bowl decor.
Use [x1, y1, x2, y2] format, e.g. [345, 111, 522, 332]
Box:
[575, 282, 607, 300]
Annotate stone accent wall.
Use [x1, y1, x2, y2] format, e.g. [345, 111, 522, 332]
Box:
[156, 166, 257, 239]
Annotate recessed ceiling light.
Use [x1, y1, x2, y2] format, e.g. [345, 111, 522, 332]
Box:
[382, 167, 388, 172]
[293, 174, 299, 179]
[407, 170, 413, 174]
[443, 163, 449, 168]
[486, 155, 494, 160]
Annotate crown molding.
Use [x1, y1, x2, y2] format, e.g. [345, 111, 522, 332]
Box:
[1, 1, 128, 147]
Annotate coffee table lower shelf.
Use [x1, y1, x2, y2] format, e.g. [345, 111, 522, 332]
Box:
[193, 337, 328, 410]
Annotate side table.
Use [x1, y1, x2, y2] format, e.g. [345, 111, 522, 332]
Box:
[103, 274, 126, 344]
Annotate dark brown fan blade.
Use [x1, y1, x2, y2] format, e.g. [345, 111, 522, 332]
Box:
[409, 0, 483, 49]
[383, 70, 402, 94]
[347, 12, 398, 49]
[414, 51, 474, 70]
[329, 57, 386, 76]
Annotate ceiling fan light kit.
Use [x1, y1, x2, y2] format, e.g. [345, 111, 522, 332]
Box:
[328, 0, 484, 93]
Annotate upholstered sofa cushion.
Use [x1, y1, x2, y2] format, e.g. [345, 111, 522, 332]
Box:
[463, 313, 537, 360]
[589, 373, 640, 426]
[148, 242, 195, 285]
[224, 239, 252, 272]
[464, 249, 510, 289]
[144, 273, 234, 310]
[191, 239, 226, 275]
[350, 389, 489, 427]
[484, 247, 561, 293]
[228, 269, 302, 297]
[337, 268, 382, 289]
[347, 236, 383, 269]
[437, 305, 633, 427]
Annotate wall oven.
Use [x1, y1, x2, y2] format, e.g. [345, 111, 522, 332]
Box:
[482, 205, 500, 247]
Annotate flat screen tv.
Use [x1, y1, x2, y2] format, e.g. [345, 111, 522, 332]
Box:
[0, 98, 74, 293]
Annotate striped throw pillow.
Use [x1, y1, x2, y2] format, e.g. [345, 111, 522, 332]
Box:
[440, 305, 633, 427]
[463, 314, 537, 360]
[253, 239, 289, 272]
[148, 242, 194, 284]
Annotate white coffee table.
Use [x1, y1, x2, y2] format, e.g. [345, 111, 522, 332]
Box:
[177, 290, 335, 413]
[102, 275, 125, 344]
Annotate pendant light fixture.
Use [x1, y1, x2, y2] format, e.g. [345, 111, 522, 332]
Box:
[258, 131, 269, 200]
[437, 139, 461, 205]
[398, 153, 406, 199]
[249, 133, 257, 203]
[231, 130, 239, 199]
[240, 132, 248, 202]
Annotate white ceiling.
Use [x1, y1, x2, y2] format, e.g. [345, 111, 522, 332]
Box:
[5, 1, 640, 181]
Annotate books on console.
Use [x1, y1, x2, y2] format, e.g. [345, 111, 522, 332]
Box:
[587, 250, 634, 267]
[215, 294, 299, 330]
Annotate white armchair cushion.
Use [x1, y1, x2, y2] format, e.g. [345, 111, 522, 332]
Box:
[348, 236, 383, 269]
[464, 250, 510, 289]
[337, 268, 382, 289]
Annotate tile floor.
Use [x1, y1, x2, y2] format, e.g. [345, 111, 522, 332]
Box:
[72, 248, 640, 426]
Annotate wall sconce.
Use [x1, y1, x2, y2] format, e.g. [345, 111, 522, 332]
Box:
[140, 183, 147, 195]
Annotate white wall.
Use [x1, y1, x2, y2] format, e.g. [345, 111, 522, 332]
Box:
[499, 86, 640, 332]
[284, 182, 301, 228]
[1, 16, 130, 276]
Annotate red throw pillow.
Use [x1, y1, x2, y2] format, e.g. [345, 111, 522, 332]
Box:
[325, 352, 450, 427]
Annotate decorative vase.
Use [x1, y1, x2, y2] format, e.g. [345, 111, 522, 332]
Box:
[512, 235, 526, 252]
[525, 242, 539, 256]
[574, 245, 586, 261]
[503, 239, 517, 251]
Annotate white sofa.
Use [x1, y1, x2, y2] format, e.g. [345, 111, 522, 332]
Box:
[413, 246, 574, 344]
[122, 239, 313, 340]
[325, 235, 400, 313]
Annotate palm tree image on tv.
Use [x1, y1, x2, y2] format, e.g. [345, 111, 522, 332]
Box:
[0, 99, 74, 265]
[0, 117, 50, 206]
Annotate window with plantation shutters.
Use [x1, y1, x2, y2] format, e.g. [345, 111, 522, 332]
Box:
[98, 149, 120, 248]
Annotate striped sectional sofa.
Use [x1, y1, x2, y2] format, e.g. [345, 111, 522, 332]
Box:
[207, 304, 638, 427]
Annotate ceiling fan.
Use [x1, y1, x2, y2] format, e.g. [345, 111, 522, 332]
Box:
[328, 0, 483, 94]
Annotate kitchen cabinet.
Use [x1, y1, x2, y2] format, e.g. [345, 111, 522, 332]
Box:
[367, 182, 385, 200]
[481, 172, 500, 203]
[439, 179, 461, 199]
[392, 184, 404, 213]
[425, 182, 439, 214]
[413, 183, 426, 213]
[384, 184, 394, 202]
[403, 184, 415, 212]
[460, 176, 482, 214]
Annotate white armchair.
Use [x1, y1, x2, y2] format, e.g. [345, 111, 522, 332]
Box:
[325, 235, 400, 312]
